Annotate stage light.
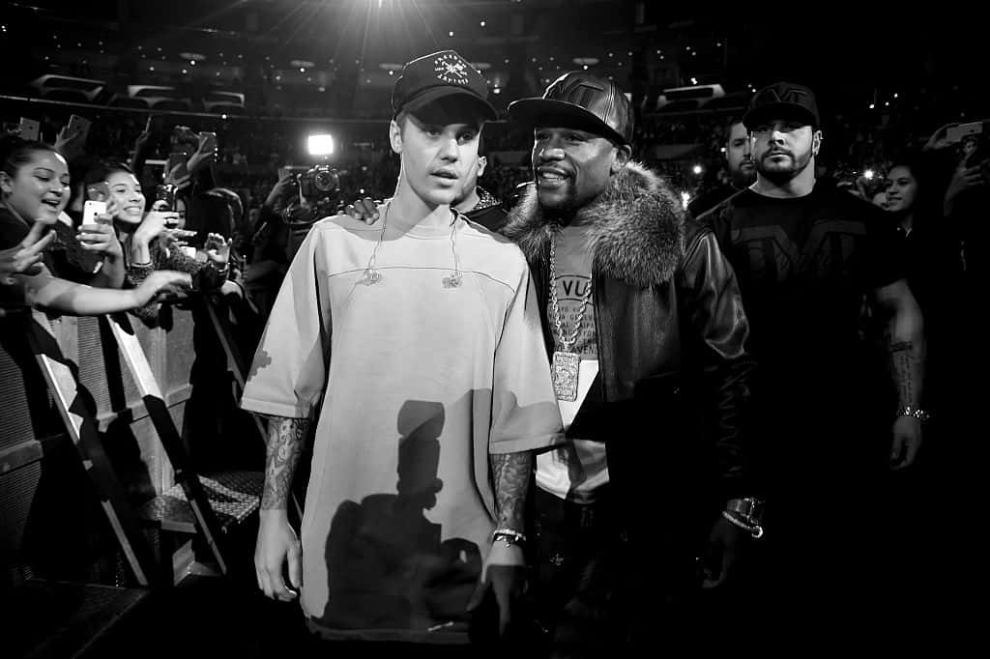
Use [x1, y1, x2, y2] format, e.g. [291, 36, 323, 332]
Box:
[308, 134, 335, 158]
[692, 164, 703, 175]
[681, 191, 691, 209]
[864, 169, 874, 180]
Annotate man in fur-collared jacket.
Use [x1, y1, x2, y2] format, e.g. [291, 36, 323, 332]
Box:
[505, 72, 758, 653]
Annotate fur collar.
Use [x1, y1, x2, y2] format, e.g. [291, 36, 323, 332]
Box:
[502, 161, 685, 287]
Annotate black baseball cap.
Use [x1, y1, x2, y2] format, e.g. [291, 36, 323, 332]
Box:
[508, 71, 634, 145]
[743, 81, 820, 130]
[391, 50, 497, 121]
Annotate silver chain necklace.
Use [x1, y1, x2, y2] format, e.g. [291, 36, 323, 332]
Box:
[548, 228, 592, 401]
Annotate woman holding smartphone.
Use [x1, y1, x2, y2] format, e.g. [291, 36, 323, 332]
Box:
[96, 162, 231, 322]
[1, 136, 191, 316]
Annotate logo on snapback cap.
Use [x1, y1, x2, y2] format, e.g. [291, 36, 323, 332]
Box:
[434, 52, 470, 85]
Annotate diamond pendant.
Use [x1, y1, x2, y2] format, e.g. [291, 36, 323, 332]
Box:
[442, 273, 462, 288]
[551, 351, 580, 402]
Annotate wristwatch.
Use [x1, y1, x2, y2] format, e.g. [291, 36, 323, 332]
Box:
[897, 405, 931, 422]
[723, 497, 765, 539]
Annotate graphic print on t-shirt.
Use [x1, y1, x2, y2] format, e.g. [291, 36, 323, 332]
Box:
[732, 219, 866, 286]
[549, 224, 597, 358]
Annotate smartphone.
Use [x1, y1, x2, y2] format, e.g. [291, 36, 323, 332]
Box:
[946, 121, 985, 144]
[154, 183, 176, 212]
[18, 117, 40, 141]
[86, 181, 110, 202]
[167, 152, 189, 179]
[82, 200, 107, 226]
[199, 131, 217, 153]
[965, 136, 990, 168]
[66, 114, 92, 144]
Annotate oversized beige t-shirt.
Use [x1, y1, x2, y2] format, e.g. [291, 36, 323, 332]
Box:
[241, 208, 562, 642]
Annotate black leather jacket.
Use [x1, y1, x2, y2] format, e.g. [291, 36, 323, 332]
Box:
[503, 162, 756, 519]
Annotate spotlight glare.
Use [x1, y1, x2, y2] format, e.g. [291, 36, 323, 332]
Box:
[307, 134, 335, 157]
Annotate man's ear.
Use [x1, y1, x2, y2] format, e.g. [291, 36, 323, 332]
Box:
[812, 130, 823, 157]
[611, 144, 632, 174]
[477, 155, 488, 177]
[389, 120, 403, 154]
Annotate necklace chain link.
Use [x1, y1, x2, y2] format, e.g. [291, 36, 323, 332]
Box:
[548, 229, 592, 351]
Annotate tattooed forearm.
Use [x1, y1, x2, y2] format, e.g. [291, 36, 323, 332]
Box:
[889, 340, 922, 408]
[261, 416, 310, 510]
[491, 452, 532, 531]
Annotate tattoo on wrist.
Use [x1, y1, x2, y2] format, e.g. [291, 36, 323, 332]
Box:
[492, 452, 531, 531]
[261, 416, 310, 510]
[889, 340, 918, 406]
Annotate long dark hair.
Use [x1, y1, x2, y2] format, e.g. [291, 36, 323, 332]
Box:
[885, 152, 936, 234]
[0, 135, 58, 181]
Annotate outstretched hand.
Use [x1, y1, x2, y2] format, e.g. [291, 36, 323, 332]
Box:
[54, 125, 84, 159]
[204, 233, 232, 266]
[1, 222, 54, 283]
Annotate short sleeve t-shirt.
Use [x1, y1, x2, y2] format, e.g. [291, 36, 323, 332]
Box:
[241, 207, 562, 642]
[536, 223, 609, 503]
[704, 185, 905, 387]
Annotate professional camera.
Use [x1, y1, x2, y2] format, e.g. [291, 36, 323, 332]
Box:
[276, 165, 343, 233]
[298, 164, 340, 202]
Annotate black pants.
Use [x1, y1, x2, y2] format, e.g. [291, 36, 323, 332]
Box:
[528, 487, 626, 658]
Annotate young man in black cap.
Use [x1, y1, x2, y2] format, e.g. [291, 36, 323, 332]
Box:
[699, 81, 926, 633]
[504, 71, 758, 652]
[242, 50, 562, 648]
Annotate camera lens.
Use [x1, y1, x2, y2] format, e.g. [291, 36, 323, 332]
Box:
[313, 168, 338, 193]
